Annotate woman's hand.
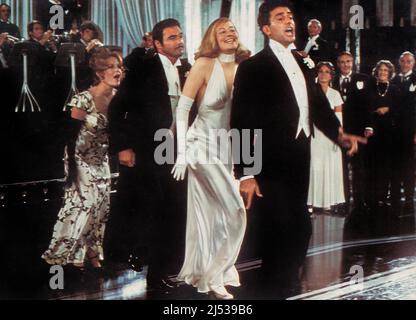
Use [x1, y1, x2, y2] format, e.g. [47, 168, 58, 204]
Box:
[338, 127, 367, 157]
[171, 154, 187, 181]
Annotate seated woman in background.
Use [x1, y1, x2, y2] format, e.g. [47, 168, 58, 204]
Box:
[308, 62, 345, 212]
[42, 48, 123, 270]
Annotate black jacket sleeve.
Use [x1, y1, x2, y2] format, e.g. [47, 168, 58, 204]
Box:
[108, 74, 135, 155]
[311, 84, 341, 144]
[230, 61, 260, 179]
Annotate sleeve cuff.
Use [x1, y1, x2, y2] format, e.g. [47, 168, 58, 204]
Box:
[240, 175, 255, 182]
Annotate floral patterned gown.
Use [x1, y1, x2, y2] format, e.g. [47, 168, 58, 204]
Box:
[42, 91, 111, 266]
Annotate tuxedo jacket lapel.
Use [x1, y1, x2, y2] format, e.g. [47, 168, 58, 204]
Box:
[150, 55, 169, 95]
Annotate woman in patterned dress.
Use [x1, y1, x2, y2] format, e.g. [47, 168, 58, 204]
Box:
[42, 48, 123, 269]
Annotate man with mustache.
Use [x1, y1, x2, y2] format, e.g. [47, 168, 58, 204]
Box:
[231, 0, 366, 299]
[108, 19, 191, 295]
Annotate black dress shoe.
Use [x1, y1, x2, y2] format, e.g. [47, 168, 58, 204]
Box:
[147, 278, 179, 293]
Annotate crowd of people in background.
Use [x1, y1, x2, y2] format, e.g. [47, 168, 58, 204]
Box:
[298, 17, 416, 219]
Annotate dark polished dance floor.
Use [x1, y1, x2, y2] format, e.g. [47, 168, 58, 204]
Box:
[1, 186, 415, 300]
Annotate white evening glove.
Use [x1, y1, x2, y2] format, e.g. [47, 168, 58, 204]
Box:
[171, 95, 194, 181]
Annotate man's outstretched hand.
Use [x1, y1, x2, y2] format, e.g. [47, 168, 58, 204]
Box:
[240, 179, 263, 210]
[338, 127, 367, 157]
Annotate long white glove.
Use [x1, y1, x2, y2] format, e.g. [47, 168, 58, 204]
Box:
[171, 95, 195, 181]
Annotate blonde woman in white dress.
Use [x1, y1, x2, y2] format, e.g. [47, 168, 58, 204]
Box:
[171, 18, 251, 299]
[308, 62, 345, 211]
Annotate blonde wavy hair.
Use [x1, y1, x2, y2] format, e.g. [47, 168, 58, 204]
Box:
[194, 18, 251, 63]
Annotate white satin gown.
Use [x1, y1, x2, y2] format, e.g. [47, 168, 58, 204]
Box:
[177, 59, 247, 293]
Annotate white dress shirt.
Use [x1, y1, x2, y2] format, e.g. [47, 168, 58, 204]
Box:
[269, 39, 311, 138]
[158, 53, 182, 129]
[399, 70, 413, 81]
[339, 71, 353, 87]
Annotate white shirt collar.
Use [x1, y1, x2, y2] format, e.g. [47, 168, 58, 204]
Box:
[158, 53, 182, 68]
[80, 39, 88, 46]
[269, 39, 296, 54]
[341, 71, 353, 80]
[400, 70, 413, 77]
[0, 19, 10, 24]
[309, 34, 319, 42]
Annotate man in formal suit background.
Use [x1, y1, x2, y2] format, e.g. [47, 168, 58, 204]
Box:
[0, 3, 20, 69]
[0, 3, 21, 39]
[107, 19, 190, 294]
[300, 19, 332, 64]
[124, 32, 156, 71]
[391, 51, 416, 215]
[231, 0, 365, 299]
[332, 51, 371, 213]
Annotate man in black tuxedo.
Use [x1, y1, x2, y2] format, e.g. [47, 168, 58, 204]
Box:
[108, 19, 190, 294]
[231, 0, 365, 299]
[0, 3, 20, 69]
[124, 32, 156, 71]
[300, 19, 332, 64]
[391, 52, 416, 214]
[332, 51, 371, 212]
[0, 3, 21, 39]
[24, 21, 57, 109]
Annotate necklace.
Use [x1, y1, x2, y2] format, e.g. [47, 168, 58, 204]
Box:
[218, 53, 235, 63]
[376, 81, 389, 97]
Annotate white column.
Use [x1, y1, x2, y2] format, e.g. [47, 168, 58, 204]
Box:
[376, 0, 394, 27]
[230, 0, 257, 54]
[411, 0, 416, 26]
[185, 0, 202, 64]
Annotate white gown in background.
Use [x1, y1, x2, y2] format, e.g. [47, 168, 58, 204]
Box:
[177, 59, 247, 294]
[307, 87, 345, 209]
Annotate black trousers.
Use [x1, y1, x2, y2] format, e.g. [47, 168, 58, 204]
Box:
[106, 163, 186, 281]
[365, 133, 392, 207]
[350, 147, 368, 207]
[391, 131, 415, 205]
[253, 133, 312, 296]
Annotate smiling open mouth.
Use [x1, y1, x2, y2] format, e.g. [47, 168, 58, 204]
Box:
[224, 38, 237, 44]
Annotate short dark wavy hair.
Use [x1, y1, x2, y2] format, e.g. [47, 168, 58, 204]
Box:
[257, 0, 295, 33]
[152, 18, 181, 47]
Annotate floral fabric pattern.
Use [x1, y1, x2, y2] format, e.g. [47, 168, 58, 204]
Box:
[42, 91, 111, 266]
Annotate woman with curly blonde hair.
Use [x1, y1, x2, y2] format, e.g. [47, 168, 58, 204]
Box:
[172, 18, 250, 299]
